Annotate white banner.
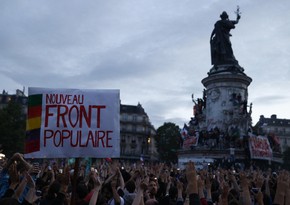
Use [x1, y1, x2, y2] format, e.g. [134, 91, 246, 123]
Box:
[183, 135, 199, 149]
[25, 88, 120, 158]
[248, 135, 272, 160]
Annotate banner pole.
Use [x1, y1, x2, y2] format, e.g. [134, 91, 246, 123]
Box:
[70, 158, 80, 205]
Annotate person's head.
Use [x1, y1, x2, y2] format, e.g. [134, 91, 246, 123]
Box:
[169, 186, 177, 200]
[101, 182, 113, 201]
[46, 181, 61, 199]
[145, 198, 159, 205]
[148, 179, 158, 196]
[220, 11, 229, 20]
[52, 162, 58, 172]
[76, 181, 89, 199]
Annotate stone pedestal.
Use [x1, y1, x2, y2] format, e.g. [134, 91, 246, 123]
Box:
[201, 69, 252, 136]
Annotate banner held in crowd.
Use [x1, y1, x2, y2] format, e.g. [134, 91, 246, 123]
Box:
[248, 134, 273, 160]
[25, 88, 120, 158]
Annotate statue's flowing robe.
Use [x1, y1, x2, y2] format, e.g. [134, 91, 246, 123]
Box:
[210, 19, 238, 66]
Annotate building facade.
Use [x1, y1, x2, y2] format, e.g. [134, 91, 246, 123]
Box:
[255, 114, 290, 153]
[120, 103, 158, 161]
[0, 89, 28, 114]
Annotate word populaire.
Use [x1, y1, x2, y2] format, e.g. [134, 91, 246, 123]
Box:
[43, 93, 114, 148]
[44, 129, 113, 148]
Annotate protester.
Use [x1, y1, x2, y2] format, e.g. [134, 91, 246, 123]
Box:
[1, 152, 290, 205]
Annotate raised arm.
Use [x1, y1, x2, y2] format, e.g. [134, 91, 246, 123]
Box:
[25, 172, 40, 204]
[117, 167, 125, 190]
[185, 161, 201, 205]
[239, 172, 251, 205]
[111, 176, 121, 205]
[234, 14, 241, 24]
[89, 172, 102, 205]
[4, 153, 31, 172]
[13, 171, 28, 201]
[132, 181, 147, 205]
[254, 173, 265, 205]
[273, 171, 289, 205]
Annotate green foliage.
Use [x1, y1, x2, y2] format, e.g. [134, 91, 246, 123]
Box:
[155, 122, 181, 163]
[282, 147, 290, 170]
[0, 100, 26, 157]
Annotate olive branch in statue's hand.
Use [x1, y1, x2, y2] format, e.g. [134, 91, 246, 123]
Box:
[235, 6, 241, 20]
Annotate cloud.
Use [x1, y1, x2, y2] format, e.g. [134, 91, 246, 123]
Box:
[0, 0, 290, 128]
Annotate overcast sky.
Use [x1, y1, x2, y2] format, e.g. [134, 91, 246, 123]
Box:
[0, 0, 289, 128]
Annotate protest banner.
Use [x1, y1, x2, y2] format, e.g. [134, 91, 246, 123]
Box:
[248, 135, 272, 160]
[183, 135, 199, 149]
[25, 88, 120, 158]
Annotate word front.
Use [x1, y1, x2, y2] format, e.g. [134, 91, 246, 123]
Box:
[44, 129, 113, 148]
[44, 105, 106, 128]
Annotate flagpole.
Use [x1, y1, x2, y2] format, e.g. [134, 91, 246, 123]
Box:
[70, 158, 80, 205]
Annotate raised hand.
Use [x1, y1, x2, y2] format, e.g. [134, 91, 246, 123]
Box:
[8, 163, 20, 187]
[185, 161, 198, 195]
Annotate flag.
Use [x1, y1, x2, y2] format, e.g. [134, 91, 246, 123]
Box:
[181, 124, 188, 140]
[105, 158, 112, 163]
[25, 94, 42, 154]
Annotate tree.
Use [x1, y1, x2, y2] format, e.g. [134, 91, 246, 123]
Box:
[282, 146, 290, 170]
[0, 100, 26, 157]
[155, 122, 181, 163]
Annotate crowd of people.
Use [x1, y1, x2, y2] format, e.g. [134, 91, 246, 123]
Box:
[0, 152, 289, 205]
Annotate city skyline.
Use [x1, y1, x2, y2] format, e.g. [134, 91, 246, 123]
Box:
[0, 1, 290, 128]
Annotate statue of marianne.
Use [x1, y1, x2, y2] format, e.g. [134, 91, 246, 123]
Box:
[210, 8, 241, 67]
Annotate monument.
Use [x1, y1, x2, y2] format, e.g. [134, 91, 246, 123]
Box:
[178, 7, 253, 167]
[202, 7, 252, 136]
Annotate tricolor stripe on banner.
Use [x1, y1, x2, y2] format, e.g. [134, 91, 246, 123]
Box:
[28, 105, 42, 118]
[26, 117, 41, 130]
[25, 94, 42, 154]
